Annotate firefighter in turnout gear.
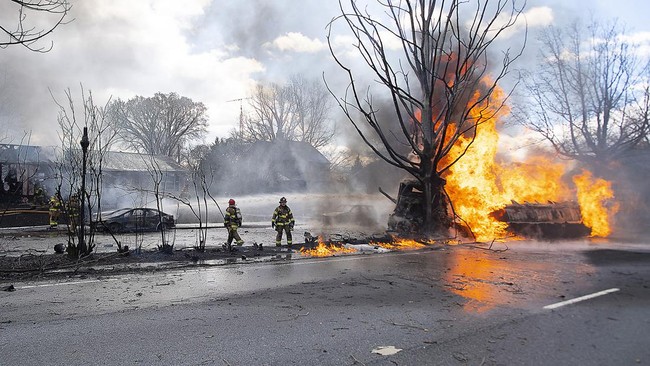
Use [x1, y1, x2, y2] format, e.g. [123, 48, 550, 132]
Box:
[224, 199, 244, 251]
[272, 197, 294, 247]
[67, 194, 80, 234]
[49, 195, 61, 229]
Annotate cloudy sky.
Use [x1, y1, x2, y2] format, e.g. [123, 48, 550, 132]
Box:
[1, 0, 649, 148]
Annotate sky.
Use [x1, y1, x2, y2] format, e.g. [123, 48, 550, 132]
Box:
[1, 0, 650, 150]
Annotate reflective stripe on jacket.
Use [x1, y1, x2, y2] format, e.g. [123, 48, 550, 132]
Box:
[224, 205, 242, 226]
[272, 205, 294, 226]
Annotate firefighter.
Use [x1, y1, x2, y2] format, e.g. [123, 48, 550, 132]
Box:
[33, 185, 47, 206]
[271, 197, 294, 247]
[223, 198, 244, 251]
[48, 195, 61, 229]
[67, 194, 80, 233]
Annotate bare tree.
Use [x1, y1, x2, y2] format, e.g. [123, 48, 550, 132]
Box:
[53, 86, 116, 257]
[515, 20, 650, 165]
[327, 0, 524, 235]
[239, 75, 335, 149]
[0, 0, 71, 52]
[109, 92, 208, 162]
[141, 154, 175, 253]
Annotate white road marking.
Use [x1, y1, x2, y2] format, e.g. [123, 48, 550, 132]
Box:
[17, 278, 119, 289]
[543, 288, 620, 310]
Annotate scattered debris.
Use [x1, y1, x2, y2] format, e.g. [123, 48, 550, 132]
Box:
[371, 346, 402, 356]
[2, 284, 15, 292]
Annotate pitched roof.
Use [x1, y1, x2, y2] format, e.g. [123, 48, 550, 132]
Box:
[0, 144, 56, 164]
[248, 140, 330, 166]
[101, 151, 185, 172]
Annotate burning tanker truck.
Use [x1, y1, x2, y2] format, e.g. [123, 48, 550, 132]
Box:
[386, 178, 591, 240]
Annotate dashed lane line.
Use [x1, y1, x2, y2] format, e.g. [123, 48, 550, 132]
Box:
[543, 288, 620, 310]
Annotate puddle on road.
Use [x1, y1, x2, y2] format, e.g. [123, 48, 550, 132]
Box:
[441, 246, 598, 313]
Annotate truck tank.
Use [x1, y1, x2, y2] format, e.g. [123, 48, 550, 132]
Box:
[490, 201, 591, 239]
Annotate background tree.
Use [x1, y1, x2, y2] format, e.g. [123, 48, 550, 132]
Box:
[0, 0, 71, 52]
[109, 92, 208, 162]
[238, 75, 335, 149]
[327, 0, 523, 235]
[514, 20, 650, 165]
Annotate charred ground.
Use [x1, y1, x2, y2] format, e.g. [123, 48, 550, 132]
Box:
[0, 243, 294, 282]
[0, 224, 396, 282]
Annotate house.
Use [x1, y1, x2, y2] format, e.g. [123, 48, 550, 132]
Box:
[0, 144, 188, 207]
[101, 151, 188, 195]
[238, 140, 331, 193]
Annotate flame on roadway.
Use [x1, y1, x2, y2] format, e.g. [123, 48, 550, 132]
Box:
[299, 236, 451, 257]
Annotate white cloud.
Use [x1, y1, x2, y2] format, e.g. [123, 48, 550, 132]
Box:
[523, 6, 554, 28]
[265, 32, 327, 53]
[488, 6, 554, 39]
[0, 0, 266, 145]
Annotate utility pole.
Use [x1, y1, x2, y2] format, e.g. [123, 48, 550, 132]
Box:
[226, 97, 251, 133]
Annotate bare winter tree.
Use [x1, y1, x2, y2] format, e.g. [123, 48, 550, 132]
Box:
[238, 75, 335, 149]
[53, 86, 117, 257]
[515, 20, 650, 165]
[0, 0, 71, 52]
[109, 92, 208, 162]
[327, 0, 524, 235]
[141, 154, 175, 253]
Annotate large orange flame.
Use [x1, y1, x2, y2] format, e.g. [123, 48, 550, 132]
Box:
[427, 78, 616, 241]
[573, 170, 619, 237]
[439, 83, 567, 240]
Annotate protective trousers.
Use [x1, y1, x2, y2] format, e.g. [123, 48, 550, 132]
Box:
[49, 208, 59, 228]
[275, 225, 292, 246]
[227, 225, 244, 246]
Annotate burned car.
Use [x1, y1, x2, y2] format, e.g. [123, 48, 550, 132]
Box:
[490, 201, 590, 239]
[91, 208, 175, 233]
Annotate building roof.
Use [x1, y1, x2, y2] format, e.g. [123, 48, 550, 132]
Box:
[248, 140, 330, 166]
[0, 144, 184, 172]
[102, 151, 185, 172]
[0, 144, 55, 164]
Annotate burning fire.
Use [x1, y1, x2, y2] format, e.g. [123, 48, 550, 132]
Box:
[433, 79, 618, 241]
[573, 170, 619, 237]
[372, 238, 427, 250]
[299, 237, 357, 257]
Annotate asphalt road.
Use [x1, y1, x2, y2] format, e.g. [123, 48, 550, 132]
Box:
[1, 240, 649, 365]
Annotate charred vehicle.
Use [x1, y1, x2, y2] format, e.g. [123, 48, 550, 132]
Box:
[386, 178, 590, 239]
[490, 201, 590, 239]
[387, 179, 426, 233]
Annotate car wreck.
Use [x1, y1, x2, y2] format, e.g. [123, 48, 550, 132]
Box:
[384, 178, 591, 240]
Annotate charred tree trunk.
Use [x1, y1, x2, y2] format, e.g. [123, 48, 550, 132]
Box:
[423, 175, 451, 236]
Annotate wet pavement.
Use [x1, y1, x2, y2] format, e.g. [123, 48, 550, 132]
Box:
[1, 238, 648, 365]
[1, 192, 649, 364]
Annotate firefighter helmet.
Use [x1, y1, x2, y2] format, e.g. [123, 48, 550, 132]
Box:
[279, 197, 287, 204]
[229, 199, 235, 205]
